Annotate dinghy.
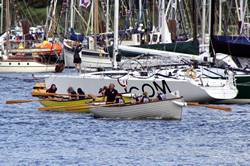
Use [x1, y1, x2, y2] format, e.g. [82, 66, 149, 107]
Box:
[89, 95, 185, 120]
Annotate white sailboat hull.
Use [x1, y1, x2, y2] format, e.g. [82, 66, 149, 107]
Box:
[90, 98, 184, 120]
[63, 39, 112, 69]
[80, 54, 113, 70]
[45, 72, 237, 102]
[64, 50, 112, 70]
[0, 61, 56, 73]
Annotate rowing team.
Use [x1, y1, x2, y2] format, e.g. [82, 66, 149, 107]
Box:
[46, 83, 167, 104]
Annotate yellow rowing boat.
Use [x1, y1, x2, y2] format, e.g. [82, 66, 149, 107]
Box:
[33, 82, 132, 113]
[39, 98, 99, 113]
[39, 96, 131, 113]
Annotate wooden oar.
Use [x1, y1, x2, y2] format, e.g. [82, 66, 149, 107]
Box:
[6, 98, 59, 104]
[32, 92, 86, 97]
[38, 100, 131, 111]
[188, 102, 231, 112]
[7, 92, 84, 104]
[37, 101, 105, 111]
[33, 92, 133, 98]
[40, 105, 92, 112]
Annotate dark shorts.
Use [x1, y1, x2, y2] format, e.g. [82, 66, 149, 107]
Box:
[73, 58, 82, 64]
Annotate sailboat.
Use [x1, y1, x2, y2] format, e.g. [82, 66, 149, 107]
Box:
[0, 0, 63, 73]
[43, 0, 238, 102]
[63, 0, 110, 70]
[208, 0, 250, 103]
[211, 0, 250, 69]
[63, 0, 186, 71]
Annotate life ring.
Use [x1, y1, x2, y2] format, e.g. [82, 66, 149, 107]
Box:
[117, 78, 128, 88]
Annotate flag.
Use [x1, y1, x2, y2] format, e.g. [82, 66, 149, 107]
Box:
[80, 0, 91, 8]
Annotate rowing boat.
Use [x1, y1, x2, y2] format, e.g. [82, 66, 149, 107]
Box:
[89, 96, 185, 120]
[39, 96, 131, 113]
[39, 99, 94, 113]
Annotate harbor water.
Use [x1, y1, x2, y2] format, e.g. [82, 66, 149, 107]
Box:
[0, 73, 249, 165]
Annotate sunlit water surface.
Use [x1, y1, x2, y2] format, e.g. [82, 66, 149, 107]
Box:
[0, 73, 249, 165]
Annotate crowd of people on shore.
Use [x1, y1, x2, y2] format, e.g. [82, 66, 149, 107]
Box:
[46, 83, 167, 104]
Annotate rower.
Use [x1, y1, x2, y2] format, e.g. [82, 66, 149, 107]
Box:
[98, 86, 108, 97]
[46, 84, 57, 94]
[45, 84, 57, 98]
[67, 87, 77, 100]
[105, 83, 118, 103]
[115, 93, 125, 104]
[77, 88, 86, 100]
[157, 92, 166, 101]
[141, 92, 150, 103]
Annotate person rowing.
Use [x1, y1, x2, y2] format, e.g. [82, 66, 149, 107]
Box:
[157, 92, 167, 101]
[141, 92, 150, 103]
[77, 88, 86, 100]
[131, 92, 150, 104]
[98, 86, 108, 97]
[77, 88, 96, 101]
[45, 84, 57, 98]
[105, 83, 118, 103]
[115, 93, 125, 104]
[67, 87, 77, 100]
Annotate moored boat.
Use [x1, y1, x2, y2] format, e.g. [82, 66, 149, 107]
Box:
[0, 60, 57, 73]
[45, 66, 238, 102]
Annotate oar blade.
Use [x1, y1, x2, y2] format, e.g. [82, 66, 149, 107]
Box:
[207, 105, 232, 112]
[187, 102, 232, 112]
[6, 100, 33, 104]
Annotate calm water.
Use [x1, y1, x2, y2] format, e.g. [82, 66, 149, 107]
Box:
[0, 73, 249, 165]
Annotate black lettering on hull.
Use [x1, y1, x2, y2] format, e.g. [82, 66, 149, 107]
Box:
[128, 86, 140, 94]
[153, 80, 171, 94]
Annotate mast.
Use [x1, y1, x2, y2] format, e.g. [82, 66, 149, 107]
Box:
[105, 0, 109, 46]
[70, 0, 74, 29]
[218, 0, 222, 35]
[93, 0, 99, 49]
[160, 0, 171, 43]
[191, 0, 197, 41]
[6, 0, 10, 56]
[48, 0, 58, 34]
[64, 0, 69, 36]
[0, 0, 3, 33]
[239, 0, 247, 34]
[113, 0, 119, 69]
[139, 0, 142, 23]
[201, 0, 207, 52]
[129, 0, 132, 29]
[152, 0, 155, 31]
[90, 0, 94, 34]
[209, 0, 215, 57]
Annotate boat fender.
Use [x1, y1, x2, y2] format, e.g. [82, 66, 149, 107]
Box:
[117, 78, 128, 88]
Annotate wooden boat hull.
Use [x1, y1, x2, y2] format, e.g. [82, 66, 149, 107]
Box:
[89, 98, 184, 120]
[39, 99, 93, 113]
[38, 96, 132, 113]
